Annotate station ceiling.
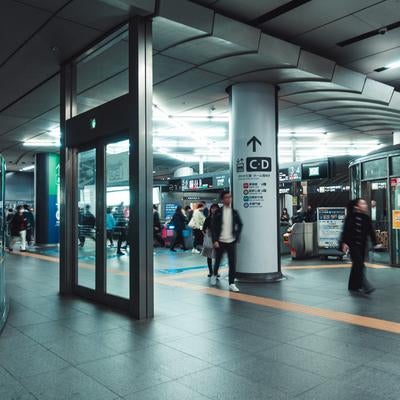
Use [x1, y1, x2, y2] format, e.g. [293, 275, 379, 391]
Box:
[0, 0, 400, 171]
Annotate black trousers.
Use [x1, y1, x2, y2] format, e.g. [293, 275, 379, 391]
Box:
[106, 230, 114, 245]
[171, 230, 186, 250]
[117, 230, 127, 253]
[349, 246, 372, 291]
[193, 229, 203, 249]
[214, 241, 236, 285]
[207, 258, 213, 275]
[153, 228, 165, 247]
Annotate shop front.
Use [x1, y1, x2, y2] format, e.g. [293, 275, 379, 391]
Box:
[350, 146, 400, 266]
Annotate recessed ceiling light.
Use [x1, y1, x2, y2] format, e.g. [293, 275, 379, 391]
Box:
[387, 60, 400, 70]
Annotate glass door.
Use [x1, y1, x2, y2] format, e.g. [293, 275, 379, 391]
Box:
[73, 138, 131, 305]
[77, 147, 97, 289]
[362, 180, 389, 264]
[390, 178, 400, 265]
[105, 139, 130, 299]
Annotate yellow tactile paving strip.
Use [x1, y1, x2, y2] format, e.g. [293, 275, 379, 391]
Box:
[11, 251, 400, 334]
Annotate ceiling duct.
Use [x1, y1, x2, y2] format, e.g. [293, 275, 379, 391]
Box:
[337, 20, 400, 47]
[250, 0, 311, 26]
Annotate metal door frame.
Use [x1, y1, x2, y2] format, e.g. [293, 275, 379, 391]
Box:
[59, 17, 153, 319]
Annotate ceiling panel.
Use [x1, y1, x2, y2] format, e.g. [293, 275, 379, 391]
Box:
[0, 0, 51, 65]
[332, 113, 400, 123]
[0, 115, 29, 135]
[355, 0, 400, 28]
[301, 99, 396, 112]
[15, 0, 70, 12]
[279, 106, 311, 119]
[153, 17, 210, 51]
[2, 117, 57, 142]
[362, 78, 394, 103]
[281, 91, 379, 106]
[261, 0, 380, 39]
[329, 31, 400, 66]
[209, 0, 288, 22]
[178, 97, 229, 116]
[162, 36, 253, 65]
[153, 54, 194, 84]
[160, 80, 232, 113]
[200, 53, 283, 77]
[0, 18, 99, 111]
[278, 81, 351, 96]
[318, 106, 400, 117]
[153, 68, 224, 100]
[295, 15, 372, 52]
[233, 68, 324, 84]
[348, 45, 400, 74]
[5, 75, 60, 119]
[58, 0, 128, 31]
[39, 107, 60, 123]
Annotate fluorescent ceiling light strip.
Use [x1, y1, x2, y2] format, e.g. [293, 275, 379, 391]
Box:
[23, 141, 60, 147]
[20, 165, 35, 171]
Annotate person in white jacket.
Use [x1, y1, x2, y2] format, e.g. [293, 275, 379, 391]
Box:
[189, 203, 206, 254]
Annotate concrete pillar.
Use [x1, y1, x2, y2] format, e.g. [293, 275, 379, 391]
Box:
[230, 82, 283, 282]
[393, 132, 400, 145]
[35, 153, 60, 244]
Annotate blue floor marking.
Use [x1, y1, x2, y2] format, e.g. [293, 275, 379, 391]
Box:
[157, 265, 208, 274]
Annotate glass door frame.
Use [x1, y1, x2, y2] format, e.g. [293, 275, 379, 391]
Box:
[59, 17, 153, 319]
[73, 134, 131, 310]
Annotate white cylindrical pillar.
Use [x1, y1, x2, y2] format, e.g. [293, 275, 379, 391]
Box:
[393, 132, 400, 145]
[230, 82, 283, 282]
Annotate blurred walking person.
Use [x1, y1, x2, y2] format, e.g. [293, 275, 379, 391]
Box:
[170, 206, 187, 252]
[341, 198, 381, 294]
[189, 203, 206, 254]
[202, 203, 220, 277]
[153, 204, 165, 247]
[9, 205, 28, 252]
[106, 207, 115, 247]
[23, 204, 35, 245]
[211, 191, 243, 292]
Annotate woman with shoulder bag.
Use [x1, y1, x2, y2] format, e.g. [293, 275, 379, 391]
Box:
[201, 204, 220, 277]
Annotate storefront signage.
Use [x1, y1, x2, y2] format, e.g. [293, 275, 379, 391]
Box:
[393, 210, 400, 229]
[165, 203, 178, 219]
[182, 177, 213, 191]
[317, 207, 346, 249]
[302, 160, 329, 180]
[168, 179, 182, 192]
[214, 174, 229, 188]
[279, 163, 302, 182]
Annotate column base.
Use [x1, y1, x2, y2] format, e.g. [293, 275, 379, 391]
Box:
[236, 271, 285, 283]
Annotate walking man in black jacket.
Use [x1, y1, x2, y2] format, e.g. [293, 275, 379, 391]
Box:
[211, 191, 243, 292]
[341, 198, 382, 294]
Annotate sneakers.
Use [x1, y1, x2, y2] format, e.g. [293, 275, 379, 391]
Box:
[192, 248, 200, 254]
[210, 275, 217, 286]
[229, 284, 240, 292]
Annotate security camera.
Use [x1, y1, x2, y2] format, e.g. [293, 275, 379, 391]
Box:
[378, 27, 388, 35]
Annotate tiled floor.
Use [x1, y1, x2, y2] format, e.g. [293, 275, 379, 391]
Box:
[2, 252, 400, 399]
